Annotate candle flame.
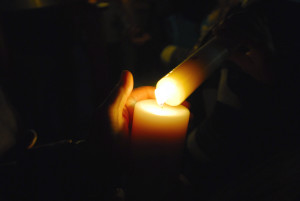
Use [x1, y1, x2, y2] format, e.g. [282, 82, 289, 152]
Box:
[155, 79, 176, 106]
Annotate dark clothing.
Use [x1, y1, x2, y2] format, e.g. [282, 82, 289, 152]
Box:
[182, 0, 300, 200]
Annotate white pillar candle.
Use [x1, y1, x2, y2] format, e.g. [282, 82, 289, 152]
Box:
[129, 99, 190, 200]
[131, 99, 190, 157]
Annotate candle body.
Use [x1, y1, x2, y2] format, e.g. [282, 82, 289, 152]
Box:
[129, 99, 190, 201]
[131, 99, 190, 152]
[156, 37, 229, 106]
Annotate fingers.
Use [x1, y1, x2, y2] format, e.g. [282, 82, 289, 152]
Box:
[125, 86, 155, 131]
[109, 70, 134, 134]
[181, 101, 190, 109]
[126, 86, 189, 110]
[128, 86, 155, 103]
[109, 70, 134, 109]
[120, 70, 134, 101]
[126, 86, 155, 110]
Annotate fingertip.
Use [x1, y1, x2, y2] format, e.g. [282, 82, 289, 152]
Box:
[120, 70, 134, 91]
[120, 70, 131, 83]
[129, 86, 156, 102]
[121, 69, 131, 77]
[181, 101, 191, 109]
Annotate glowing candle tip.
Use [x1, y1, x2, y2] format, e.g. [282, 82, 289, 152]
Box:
[155, 88, 166, 106]
[155, 78, 177, 106]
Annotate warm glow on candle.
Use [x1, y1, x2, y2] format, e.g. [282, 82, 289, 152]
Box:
[154, 77, 176, 106]
[156, 60, 205, 106]
[138, 99, 182, 116]
[130, 99, 191, 199]
[131, 99, 190, 142]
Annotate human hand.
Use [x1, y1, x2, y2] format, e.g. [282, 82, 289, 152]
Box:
[90, 70, 155, 152]
[107, 70, 155, 137]
[214, 5, 276, 83]
[86, 71, 155, 200]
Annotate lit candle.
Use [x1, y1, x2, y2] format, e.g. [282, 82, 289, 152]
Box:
[128, 37, 230, 200]
[130, 97, 190, 161]
[129, 99, 190, 200]
[155, 37, 229, 106]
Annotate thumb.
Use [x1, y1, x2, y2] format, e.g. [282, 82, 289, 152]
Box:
[109, 70, 134, 134]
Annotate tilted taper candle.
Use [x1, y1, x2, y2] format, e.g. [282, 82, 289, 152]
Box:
[155, 37, 229, 106]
